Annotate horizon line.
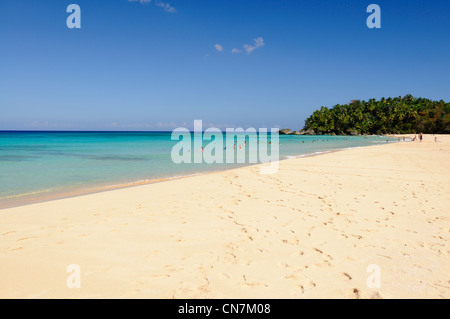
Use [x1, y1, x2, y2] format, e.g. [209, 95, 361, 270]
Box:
[0, 130, 282, 133]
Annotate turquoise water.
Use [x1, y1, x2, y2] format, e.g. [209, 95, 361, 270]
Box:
[0, 131, 396, 206]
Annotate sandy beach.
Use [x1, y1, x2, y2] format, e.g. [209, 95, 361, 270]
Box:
[0, 134, 449, 299]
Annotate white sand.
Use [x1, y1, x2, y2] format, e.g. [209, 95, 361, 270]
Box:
[0, 134, 449, 298]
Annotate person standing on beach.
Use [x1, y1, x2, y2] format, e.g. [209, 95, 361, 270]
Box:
[420, 133, 423, 142]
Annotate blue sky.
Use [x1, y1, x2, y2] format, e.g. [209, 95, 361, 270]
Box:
[1, 0, 449, 131]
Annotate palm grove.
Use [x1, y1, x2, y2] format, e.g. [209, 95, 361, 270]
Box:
[299, 95, 450, 135]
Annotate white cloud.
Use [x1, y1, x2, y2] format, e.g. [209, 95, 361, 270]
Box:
[230, 37, 264, 55]
[207, 37, 264, 57]
[243, 37, 264, 54]
[129, 0, 176, 13]
[155, 1, 176, 13]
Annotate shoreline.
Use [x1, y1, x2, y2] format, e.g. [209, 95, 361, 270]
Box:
[0, 142, 399, 210]
[1, 134, 448, 298]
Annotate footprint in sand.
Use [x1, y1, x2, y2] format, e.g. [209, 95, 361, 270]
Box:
[2, 231, 17, 236]
[313, 248, 323, 254]
[342, 273, 352, 280]
[308, 281, 316, 288]
[242, 275, 268, 288]
[17, 237, 37, 242]
[294, 285, 305, 295]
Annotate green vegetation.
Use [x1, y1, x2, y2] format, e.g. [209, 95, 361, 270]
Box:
[303, 95, 450, 135]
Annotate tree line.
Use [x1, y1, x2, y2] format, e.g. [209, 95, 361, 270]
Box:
[302, 95, 450, 135]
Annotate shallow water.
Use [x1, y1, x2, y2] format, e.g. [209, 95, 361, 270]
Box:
[0, 131, 397, 205]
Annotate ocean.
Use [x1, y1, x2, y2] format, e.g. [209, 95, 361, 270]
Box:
[0, 131, 397, 207]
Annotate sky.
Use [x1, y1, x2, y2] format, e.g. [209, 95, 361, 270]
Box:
[0, 0, 449, 131]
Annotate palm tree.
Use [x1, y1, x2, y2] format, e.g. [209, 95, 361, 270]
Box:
[303, 95, 449, 135]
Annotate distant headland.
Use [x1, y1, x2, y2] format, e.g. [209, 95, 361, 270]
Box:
[280, 95, 450, 136]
